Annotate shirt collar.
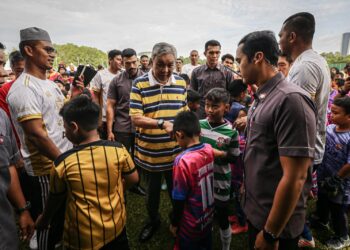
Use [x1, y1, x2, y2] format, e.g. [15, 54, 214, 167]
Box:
[204, 63, 221, 71]
[148, 69, 176, 86]
[256, 72, 284, 102]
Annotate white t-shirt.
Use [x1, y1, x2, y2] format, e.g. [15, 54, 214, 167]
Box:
[182, 64, 201, 79]
[287, 49, 331, 164]
[7, 72, 72, 176]
[90, 68, 119, 121]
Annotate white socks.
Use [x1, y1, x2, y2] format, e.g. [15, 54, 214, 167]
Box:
[220, 227, 231, 250]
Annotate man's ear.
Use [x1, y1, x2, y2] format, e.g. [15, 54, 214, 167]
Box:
[175, 131, 185, 139]
[24, 45, 34, 58]
[253, 52, 264, 64]
[289, 32, 297, 43]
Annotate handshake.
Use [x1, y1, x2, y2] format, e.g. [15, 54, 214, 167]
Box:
[319, 175, 344, 198]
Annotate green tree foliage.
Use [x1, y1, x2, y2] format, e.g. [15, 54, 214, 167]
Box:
[321, 52, 350, 64]
[54, 43, 107, 68]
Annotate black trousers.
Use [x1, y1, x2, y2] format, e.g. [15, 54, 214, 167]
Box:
[146, 170, 173, 221]
[316, 190, 349, 237]
[100, 227, 129, 250]
[248, 221, 299, 250]
[114, 132, 135, 157]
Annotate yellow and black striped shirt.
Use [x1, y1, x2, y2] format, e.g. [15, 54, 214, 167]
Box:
[50, 140, 135, 250]
[130, 73, 188, 171]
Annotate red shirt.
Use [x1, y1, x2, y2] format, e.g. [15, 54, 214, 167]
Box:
[0, 80, 21, 147]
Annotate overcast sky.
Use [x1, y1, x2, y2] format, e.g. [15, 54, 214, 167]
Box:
[1, 0, 349, 57]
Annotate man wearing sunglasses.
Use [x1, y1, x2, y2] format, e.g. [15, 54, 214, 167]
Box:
[7, 27, 72, 250]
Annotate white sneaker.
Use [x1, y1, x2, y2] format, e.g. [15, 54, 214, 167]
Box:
[29, 230, 38, 250]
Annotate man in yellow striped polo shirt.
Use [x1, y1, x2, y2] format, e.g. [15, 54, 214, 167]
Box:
[130, 42, 188, 242]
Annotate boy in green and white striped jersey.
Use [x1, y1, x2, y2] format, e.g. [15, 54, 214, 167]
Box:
[200, 88, 240, 250]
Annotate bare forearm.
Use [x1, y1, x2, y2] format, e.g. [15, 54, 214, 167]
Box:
[106, 105, 115, 134]
[131, 115, 159, 129]
[27, 134, 61, 161]
[338, 163, 350, 178]
[265, 175, 306, 236]
[7, 166, 27, 208]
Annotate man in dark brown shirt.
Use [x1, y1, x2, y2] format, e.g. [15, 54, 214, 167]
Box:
[106, 48, 145, 196]
[236, 31, 316, 250]
[190, 40, 234, 118]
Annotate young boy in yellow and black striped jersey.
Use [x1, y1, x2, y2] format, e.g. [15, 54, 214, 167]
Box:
[36, 95, 139, 250]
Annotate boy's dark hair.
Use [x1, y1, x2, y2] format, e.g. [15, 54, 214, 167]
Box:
[61, 72, 69, 77]
[108, 49, 122, 60]
[9, 50, 24, 67]
[187, 89, 201, 103]
[176, 58, 183, 63]
[0, 42, 5, 50]
[283, 12, 315, 43]
[278, 50, 293, 64]
[179, 73, 190, 85]
[228, 79, 247, 98]
[333, 96, 350, 115]
[59, 95, 100, 131]
[205, 40, 221, 51]
[205, 87, 230, 104]
[140, 54, 148, 60]
[221, 53, 234, 62]
[122, 48, 137, 58]
[238, 30, 279, 66]
[173, 111, 201, 137]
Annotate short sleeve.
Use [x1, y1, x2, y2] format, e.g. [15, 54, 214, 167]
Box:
[107, 77, 118, 100]
[190, 70, 198, 91]
[90, 73, 102, 93]
[172, 158, 189, 200]
[129, 83, 144, 116]
[288, 62, 318, 100]
[229, 129, 240, 157]
[120, 147, 136, 175]
[275, 93, 316, 158]
[49, 164, 66, 195]
[8, 87, 42, 122]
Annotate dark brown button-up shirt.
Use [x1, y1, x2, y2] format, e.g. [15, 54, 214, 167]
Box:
[107, 69, 143, 133]
[243, 72, 317, 238]
[190, 63, 234, 118]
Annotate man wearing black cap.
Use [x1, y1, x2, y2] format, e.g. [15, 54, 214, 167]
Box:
[7, 27, 72, 250]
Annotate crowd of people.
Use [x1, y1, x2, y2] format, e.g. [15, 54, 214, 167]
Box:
[1, 11, 350, 250]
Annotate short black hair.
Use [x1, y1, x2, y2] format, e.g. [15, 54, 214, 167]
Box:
[205, 40, 221, 51]
[221, 53, 234, 62]
[333, 96, 350, 115]
[9, 50, 24, 67]
[187, 89, 201, 103]
[0, 42, 5, 50]
[205, 88, 230, 104]
[283, 12, 315, 43]
[176, 58, 183, 63]
[122, 48, 137, 58]
[278, 50, 293, 64]
[179, 73, 190, 85]
[173, 111, 201, 137]
[59, 95, 100, 131]
[108, 49, 122, 60]
[228, 79, 247, 98]
[238, 30, 279, 66]
[140, 55, 148, 60]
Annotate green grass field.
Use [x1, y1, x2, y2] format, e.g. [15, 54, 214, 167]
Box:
[20, 188, 344, 249]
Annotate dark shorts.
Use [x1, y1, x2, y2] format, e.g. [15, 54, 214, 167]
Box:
[174, 233, 212, 250]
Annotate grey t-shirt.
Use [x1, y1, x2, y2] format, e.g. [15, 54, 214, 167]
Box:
[287, 49, 331, 164]
[0, 109, 21, 249]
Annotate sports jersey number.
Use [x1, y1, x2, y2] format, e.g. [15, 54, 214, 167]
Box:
[199, 172, 214, 210]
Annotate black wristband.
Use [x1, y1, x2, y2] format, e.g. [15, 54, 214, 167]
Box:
[263, 228, 279, 244]
[17, 201, 31, 214]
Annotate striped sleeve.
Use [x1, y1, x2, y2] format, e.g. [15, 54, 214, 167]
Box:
[227, 129, 240, 160]
[129, 83, 143, 116]
[49, 163, 67, 195]
[121, 147, 136, 175]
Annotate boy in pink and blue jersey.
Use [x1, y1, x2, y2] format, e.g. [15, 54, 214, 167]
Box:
[170, 111, 215, 250]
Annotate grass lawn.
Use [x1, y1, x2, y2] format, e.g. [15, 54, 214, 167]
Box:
[20, 187, 341, 249]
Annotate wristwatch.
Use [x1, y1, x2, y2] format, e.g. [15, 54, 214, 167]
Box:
[17, 201, 31, 214]
[157, 119, 165, 129]
[263, 228, 279, 244]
